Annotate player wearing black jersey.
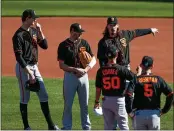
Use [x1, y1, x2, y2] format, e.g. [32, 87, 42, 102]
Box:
[97, 17, 159, 129]
[57, 23, 96, 130]
[94, 44, 135, 130]
[125, 56, 174, 130]
[12, 9, 58, 130]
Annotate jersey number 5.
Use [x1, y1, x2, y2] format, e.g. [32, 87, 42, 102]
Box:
[103, 76, 120, 90]
[144, 84, 153, 97]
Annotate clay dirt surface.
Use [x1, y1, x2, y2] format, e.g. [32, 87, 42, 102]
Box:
[2, 17, 173, 83]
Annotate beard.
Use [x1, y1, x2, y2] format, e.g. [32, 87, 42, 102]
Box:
[110, 31, 116, 37]
[109, 29, 117, 37]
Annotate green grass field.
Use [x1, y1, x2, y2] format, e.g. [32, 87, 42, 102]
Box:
[1, 76, 173, 130]
[2, 1, 173, 17]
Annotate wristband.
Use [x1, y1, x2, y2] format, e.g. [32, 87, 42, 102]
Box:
[95, 100, 99, 104]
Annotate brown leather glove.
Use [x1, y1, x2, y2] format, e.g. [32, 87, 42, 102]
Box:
[79, 51, 92, 68]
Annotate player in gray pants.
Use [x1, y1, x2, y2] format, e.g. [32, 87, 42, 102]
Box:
[12, 9, 58, 130]
[94, 44, 135, 130]
[63, 72, 90, 129]
[125, 56, 174, 130]
[57, 23, 96, 130]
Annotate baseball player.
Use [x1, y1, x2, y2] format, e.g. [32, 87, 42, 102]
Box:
[12, 9, 59, 130]
[97, 16, 159, 68]
[97, 16, 159, 129]
[94, 44, 136, 130]
[57, 23, 96, 130]
[125, 56, 174, 130]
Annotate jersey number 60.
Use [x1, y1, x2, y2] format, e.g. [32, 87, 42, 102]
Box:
[103, 76, 120, 90]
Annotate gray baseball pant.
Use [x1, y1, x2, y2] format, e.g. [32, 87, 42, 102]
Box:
[62, 72, 91, 130]
[113, 64, 131, 130]
[133, 109, 160, 130]
[16, 63, 48, 104]
[102, 96, 129, 130]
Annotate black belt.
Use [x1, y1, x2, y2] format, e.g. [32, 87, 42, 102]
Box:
[28, 61, 37, 65]
[103, 95, 124, 97]
[136, 108, 159, 110]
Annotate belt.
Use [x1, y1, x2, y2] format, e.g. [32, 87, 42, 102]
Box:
[66, 71, 76, 74]
[28, 61, 37, 65]
[136, 108, 159, 110]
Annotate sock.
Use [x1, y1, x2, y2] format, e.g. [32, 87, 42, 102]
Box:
[20, 103, 29, 129]
[40, 101, 54, 128]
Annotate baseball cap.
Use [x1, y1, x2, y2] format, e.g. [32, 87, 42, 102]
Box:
[22, 9, 39, 20]
[107, 16, 118, 25]
[70, 23, 85, 33]
[141, 56, 154, 68]
[106, 44, 119, 59]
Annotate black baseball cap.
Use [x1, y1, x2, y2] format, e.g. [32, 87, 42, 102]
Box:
[70, 23, 85, 33]
[22, 9, 39, 20]
[107, 16, 118, 25]
[106, 44, 118, 59]
[141, 56, 154, 68]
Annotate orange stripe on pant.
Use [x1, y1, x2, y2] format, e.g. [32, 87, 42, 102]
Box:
[19, 65, 25, 103]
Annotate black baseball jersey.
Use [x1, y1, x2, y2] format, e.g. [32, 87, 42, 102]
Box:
[125, 74, 174, 113]
[95, 64, 135, 96]
[57, 38, 94, 68]
[12, 27, 48, 68]
[97, 29, 152, 67]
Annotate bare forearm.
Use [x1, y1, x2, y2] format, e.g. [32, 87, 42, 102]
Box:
[162, 94, 174, 114]
[95, 88, 101, 102]
[59, 62, 76, 73]
[35, 22, 45, 40]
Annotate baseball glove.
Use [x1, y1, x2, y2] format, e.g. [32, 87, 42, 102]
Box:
[25, 79, 40, 92]
[79, 51, 92, 68]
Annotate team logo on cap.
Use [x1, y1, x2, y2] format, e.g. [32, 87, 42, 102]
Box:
[111, 17, 115, 21]
[33, 11, 36, 15]
[79, 25, 82, 29]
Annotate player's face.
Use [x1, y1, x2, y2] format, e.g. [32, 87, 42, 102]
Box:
[26, 17, 36, 26]
[107, 24, 119, 37]
[71, 31, 82, 40]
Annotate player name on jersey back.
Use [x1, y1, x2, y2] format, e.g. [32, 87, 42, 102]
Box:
[102, 69, 118, 76]
[138, 76, 158, 83]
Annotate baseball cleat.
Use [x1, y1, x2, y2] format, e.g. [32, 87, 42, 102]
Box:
[48, 125, 59, 130]
[24, 127, 31, 130]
